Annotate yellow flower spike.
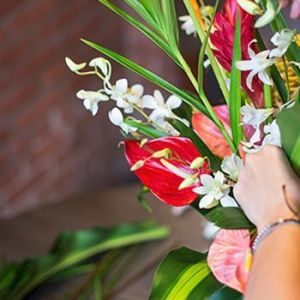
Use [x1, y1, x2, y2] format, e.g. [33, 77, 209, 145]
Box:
[190, 156, 206, 169]
[130, 160, 145, 171]
[245, 247, 253, 272]
[178, 175, 198, 190]
[152, 148, 172, 159]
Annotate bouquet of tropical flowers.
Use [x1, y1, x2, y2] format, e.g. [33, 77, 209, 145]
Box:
[66, 0, 300, 298]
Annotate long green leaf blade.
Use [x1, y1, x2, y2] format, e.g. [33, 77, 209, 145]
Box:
[229, 11, 242, 150]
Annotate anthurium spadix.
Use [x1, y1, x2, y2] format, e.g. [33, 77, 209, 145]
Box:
[123, 137, 211, 206]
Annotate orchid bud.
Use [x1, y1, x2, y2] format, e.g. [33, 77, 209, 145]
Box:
[237, 0, 262, 15]
[255, 0, 276, 28]
[190, 157, 206, 169]
[130, 160, 145, 171]
[65, 57, 86, 72]
[152, 148, 172, 159]
[89, 57, 111, 77]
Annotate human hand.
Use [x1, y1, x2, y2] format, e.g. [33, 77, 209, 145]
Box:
[280, 0, 300, 19]
[234, 145, 300, 232]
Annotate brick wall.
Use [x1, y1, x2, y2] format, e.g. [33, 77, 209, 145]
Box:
[0, 0, 186, 218]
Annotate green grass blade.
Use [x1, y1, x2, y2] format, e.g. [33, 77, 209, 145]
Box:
[124, 119, 167, 138]
[81, 39, 208, 115]
[229, 11, 242, 150]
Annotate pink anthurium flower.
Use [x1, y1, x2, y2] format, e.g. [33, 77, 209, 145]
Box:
[210, 0, 264, 107]
[123, 137, 210, 206]
[208, 229, 252, 293]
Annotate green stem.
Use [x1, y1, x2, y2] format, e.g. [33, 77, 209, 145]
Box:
[264, 83, 272, 109]
[282, 56, 290, 98]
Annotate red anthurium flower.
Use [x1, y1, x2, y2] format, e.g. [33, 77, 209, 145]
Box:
[210, 0, 264, 107]
[123, 137, 210, 206]
[192, 105, 233, 158]
[208, 229, 252, 293]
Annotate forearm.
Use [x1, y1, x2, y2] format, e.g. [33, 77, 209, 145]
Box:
[245, 225, 300, 300]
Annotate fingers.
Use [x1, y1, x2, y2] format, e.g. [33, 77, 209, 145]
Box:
[290, 0, 300, 19]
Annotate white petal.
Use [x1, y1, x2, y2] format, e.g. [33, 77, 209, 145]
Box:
[199, 194, 219, 209]
[220, 195, 238, 207]
[166, 95, 182, 109]
[83, 98, 91, 110]
[91, 102, 99, 116]
[235, 60, 254, 71]
[109, 108, 123, 126]
[154, 90, 165, 106]
[142, 95, 158, 109]
[246, 69, 257, 91]
[258, 70, 272, 86]
[115, 79, 128, 93]
[200, 174, 214, 187]
[131, 84, 144, 97]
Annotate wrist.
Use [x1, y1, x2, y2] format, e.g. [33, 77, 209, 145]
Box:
[256, 204, 295, 233]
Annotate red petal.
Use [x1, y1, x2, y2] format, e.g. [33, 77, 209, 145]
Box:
[208, 229, 251, 293]
[123, 137, 209, 206]
[192, 105, 232, 158]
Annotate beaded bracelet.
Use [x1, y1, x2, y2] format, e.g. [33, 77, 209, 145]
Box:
[252, 218, 300, 253]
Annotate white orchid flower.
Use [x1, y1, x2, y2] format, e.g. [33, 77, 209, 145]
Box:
[65, 57, 86, 72]
[178, 15, 196, 36]
[89, 57, 111, 79]
[269, 29, 295, 58]
[193, 171, 237, 209]
[262, 120, 281, 147]
[241, 104, 274, 143]
[108, 107, 137, 134]
[221, 154, 244, 181]
[76, 90, 109, 116]
[236, 40, 276, 91]
[142, 90, 182, 125]
[243, 119, 281, 153]
[108, 79, 144, 114]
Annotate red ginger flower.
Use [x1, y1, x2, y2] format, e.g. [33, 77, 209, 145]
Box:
[210, 0, 264, 107]
[123, 137, 210, 206]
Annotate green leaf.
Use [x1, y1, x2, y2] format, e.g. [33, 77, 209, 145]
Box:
[161, 0, 179, 48]
[150, 247, 222, 300]
[81, 39, 208, 115]
[125, 119, 167, 138]
[229, 11, 242, 150]
[168, 118, 221, 171]
[98, 0, 179, 65]
[196, 206, 255, 230]
[210, 286, 242, 300]
[277, 98, 300, 176]
[2, 221, 169, 300]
